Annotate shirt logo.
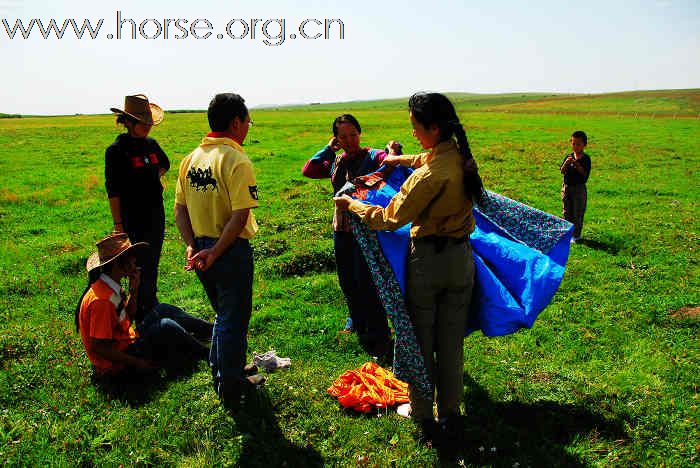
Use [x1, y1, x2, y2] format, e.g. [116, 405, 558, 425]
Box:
[130, 153, 159, 168]
[187, 166, 219, 192]
[130, 156, 145, 168]
[249, 185, 258, 200]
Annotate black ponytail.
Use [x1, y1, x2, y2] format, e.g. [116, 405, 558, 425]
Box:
[451, 121, 485, 204]
[409, 93, 485, 204]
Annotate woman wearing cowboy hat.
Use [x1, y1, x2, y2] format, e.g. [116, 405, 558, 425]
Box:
[106, 94, 169, 321]
[76, 233, 212, 377]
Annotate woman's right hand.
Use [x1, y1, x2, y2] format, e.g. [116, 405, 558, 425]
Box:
[328, 137, 342, 152]
[383, 155, 402, 167]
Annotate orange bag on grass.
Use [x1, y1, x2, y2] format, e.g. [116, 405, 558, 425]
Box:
[327, 362, 409, 413]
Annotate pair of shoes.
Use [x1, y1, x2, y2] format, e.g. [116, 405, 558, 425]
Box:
[339, 317, 353, 334]
[252, 350, 291, 370]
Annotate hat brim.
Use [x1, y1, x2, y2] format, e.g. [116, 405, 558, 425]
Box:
[110, 102, 164, 126]
[86, 241, 150, 272]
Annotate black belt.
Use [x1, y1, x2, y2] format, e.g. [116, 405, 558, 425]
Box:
[416, 235, 469, 253]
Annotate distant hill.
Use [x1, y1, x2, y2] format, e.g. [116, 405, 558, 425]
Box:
[0, 113, 21, 119]
[267, 89, 700, 117]
[488, 89, 700, 116]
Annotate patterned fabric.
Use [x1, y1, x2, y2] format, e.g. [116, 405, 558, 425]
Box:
[350, 217, 433, 398]
[341, 165, 574, 399]
[476, 190, 572, 255]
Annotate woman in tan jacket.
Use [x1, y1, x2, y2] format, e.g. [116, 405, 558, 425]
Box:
[335, 92, 484, 449]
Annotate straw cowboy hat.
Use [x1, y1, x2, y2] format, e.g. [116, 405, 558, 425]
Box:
[86, 233, 149, 273]
[110, 94, 164, 126]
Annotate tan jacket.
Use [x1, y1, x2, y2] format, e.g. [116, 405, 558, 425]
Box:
[348, 140, 474, 238]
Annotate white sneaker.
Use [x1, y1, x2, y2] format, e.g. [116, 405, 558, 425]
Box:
[252, 350, 291, 370]
[396, 403, 411, 418]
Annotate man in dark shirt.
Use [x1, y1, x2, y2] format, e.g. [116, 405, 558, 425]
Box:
[560, 130, 592, 243]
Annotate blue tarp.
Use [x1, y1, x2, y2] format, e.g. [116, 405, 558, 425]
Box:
[346, 166, 573, 337]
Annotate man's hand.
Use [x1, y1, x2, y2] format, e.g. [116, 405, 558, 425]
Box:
[187, 248, 217, 272]
[184, 245, 198, 270]
[333, 194, 353, 212]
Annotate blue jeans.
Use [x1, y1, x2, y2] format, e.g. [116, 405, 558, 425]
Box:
[127, 303, 211, 368]
[194, 237, 253, 396]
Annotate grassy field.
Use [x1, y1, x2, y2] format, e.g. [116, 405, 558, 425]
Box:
[0, 90, 698, 467]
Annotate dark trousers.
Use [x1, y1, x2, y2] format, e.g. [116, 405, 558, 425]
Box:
[126, 303, 211, 368]
[562, 183, 587, 238]
[194, 237, 253, 397]
[334, 231, 391, 355]
[125, 215, 164, 320]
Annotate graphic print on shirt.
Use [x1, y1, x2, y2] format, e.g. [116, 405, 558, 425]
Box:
[129, 152, 159, 169]
[187, 166, 219, 192]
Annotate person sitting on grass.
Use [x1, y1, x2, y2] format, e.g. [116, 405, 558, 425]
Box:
[560, 130, 592, 243]
[75, 233, 213, 379]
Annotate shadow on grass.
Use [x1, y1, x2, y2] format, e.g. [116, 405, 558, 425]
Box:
[444, 374, 628, 466]
[230, 387, 323, 468]
[577, 237, 622, 255]
[90, 362, 202, 407]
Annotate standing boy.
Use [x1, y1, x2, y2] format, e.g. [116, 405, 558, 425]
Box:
[560, 130, 591, 243]
[174, 93, 263, 407]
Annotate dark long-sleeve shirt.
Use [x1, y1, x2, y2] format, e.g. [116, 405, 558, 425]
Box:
[302, 146, 386, 231]
[105, 133, 169, 230]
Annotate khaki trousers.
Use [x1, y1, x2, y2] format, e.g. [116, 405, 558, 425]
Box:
[407, 237, 474, 420]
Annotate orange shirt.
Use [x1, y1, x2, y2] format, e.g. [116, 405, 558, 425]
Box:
[79, 275, 137, 373]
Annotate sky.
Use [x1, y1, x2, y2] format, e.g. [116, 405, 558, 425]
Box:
[1, 0, 698, 115]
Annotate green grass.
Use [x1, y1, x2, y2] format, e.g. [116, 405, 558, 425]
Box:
[1, 90, 698, 466]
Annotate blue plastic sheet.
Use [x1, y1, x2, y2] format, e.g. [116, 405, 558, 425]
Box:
[345, 166, 573, 337]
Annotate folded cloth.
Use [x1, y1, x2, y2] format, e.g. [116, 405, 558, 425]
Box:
[327, 362, 409, 413]
[252, 349, 291, 370]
